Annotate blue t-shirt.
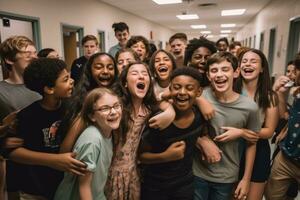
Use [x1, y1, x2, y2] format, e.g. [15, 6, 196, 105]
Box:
[280, 97, 300, 164]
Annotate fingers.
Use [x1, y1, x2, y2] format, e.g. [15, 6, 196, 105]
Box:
[214, 134, 228, 142]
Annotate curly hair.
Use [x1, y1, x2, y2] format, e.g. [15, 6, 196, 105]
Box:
[126, 35, 150, 62]
[23, 58, 66, 96]
[184, 37, 217, 65]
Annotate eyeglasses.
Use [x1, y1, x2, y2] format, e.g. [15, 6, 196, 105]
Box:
[94, 103, 122, 115]
[18, 50, 37, 59]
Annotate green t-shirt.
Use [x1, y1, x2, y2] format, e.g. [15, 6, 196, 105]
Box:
[193, 87, 261, 183]
[54, 126, 113, 200]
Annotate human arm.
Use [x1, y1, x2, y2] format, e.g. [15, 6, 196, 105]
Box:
[9, 147, 87, 175]
[273, 76, 291, 119]
[196, 136, 222, 163]
[139, 141, 186, 164]
[148, 101, 175, 130]
[79, 172, 93, 200]
[258, 103, 279, 139]
[195, 96, 215, 120]
[60, 117, 84, 153]
[234, 142, 256, 200]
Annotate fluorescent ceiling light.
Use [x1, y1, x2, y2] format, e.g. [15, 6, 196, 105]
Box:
[177, 14, 199, 20]
[220, 34, 229, 37]
[191, 24, 207, 29]
[221, 24, 236, 28]
[221, 9, 246, 16]
[152, 0, 182, 4]
[206, 35, 214, 38]
[221, 30, 232, 33]
[201, 31, 211, 34]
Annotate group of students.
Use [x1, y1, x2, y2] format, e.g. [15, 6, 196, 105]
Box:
[0, 21, 299, 200]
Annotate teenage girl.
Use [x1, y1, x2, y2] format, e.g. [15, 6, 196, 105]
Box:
[115, 48, 140, 74]
[55, 88, 123, 200]
[105, 61, 158, 200]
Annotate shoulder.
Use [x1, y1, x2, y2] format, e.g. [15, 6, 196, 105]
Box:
[238, 95, 259, 111]
[17, 101, 41, 117]
[76, 126, 102, 145]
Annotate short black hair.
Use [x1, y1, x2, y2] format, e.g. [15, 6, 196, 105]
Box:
[170, 67, 204, 87]
[184, 37, 217, 65]
[24, 58, 67, 96]
[216, 37, 229, 46]
[169, 33, 187, 44]
[112, 22, 129, 33]
[37, 48, 55, 58]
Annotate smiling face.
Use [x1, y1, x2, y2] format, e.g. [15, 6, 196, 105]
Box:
[208, 60, 239, 94]
[52, 69, 74, 98]
[12, 45, 37, 74]
[115, 30, 129, 46]
[117, 51, 136, 74]
[190, 47, 212, 73]
[240, 51, 262, 82]
[131, 41, 147, 61]
[154, 51, 173, 82]
[170, 75, 201, 112]
[286, 64, 296, 81]
[217, 41, 228, 52]
[170, 39, 186, 59]
[91, 93, 122, 133]
[91, 55, 115, 87]
[126, 63, 150, 100]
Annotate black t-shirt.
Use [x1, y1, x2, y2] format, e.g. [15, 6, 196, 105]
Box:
[140, 107, 212, 189]
[13, 101, 64, 199]
[70, 56, 88, 85]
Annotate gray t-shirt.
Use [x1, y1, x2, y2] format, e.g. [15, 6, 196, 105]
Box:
[108, 43, 122, 58]
[54, 126, 113, 200]
[193, 87, 260, 183]
[0, 80, 41, 121]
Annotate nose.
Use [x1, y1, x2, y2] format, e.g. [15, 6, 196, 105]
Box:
[179, 87, 187, 95]
[103, 67, 109, 74]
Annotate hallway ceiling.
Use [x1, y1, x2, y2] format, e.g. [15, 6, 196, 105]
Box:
[100, 0, 272, 40]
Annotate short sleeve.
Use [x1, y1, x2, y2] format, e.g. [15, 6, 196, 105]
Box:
[74, 142, 101, 172]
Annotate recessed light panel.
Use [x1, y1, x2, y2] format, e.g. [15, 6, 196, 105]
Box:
[177, 14, 199, 20]
[220, 30, 232, 33]
[221, 24, 236, 28]
[221, 9, 246, 16]
[191, 24, 207, 29]
[201, 31, 211, 34]
[152, 0, 182, 5]
[220, 34, 229, 37]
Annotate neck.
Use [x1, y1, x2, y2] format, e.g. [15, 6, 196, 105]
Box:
[243, 78, 258, 99]
[6, 68, 24, 84]
[214, 88, 239, 103]
[99, 126, 112, 138]
[174, 108, 194, 128]
[158, 79, 169, 88]
[40, 96, 61, 110]
[132, 97, 143, 117]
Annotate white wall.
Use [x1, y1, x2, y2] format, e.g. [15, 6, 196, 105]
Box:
[0, 18, 33, 41]
[0, 0, 174, 56]
[235, 0, 300, 76]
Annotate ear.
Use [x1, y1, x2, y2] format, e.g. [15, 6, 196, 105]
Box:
[233, 67, 240, 78]
[4, 58, 15, 66]
[196, 87, 203, 97]
[88, 113, 96, 122]
[44, 86, 54, 95]
[125, 82, 128, 88]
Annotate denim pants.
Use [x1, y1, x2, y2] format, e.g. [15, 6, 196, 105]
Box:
[194, 176, 234, 200]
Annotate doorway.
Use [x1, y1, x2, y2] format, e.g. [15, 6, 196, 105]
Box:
[286, 16, 300, 65]
[61, 24, 84, 70]
[98, 30, 105, 52]
[268, 28, 276, 74]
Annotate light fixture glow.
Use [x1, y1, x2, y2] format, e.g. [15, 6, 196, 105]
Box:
[191, 24, 207, 29]
[152, 0, 182, 5]
[220, 34, 229, 37]
[177, 14, 199, 20]
[201, 31, 211, 34]
[221, 24, 236, 28]
[220, 30, 232, 33]
[221, 9, 246, 16]
[206, 35, 214, 38]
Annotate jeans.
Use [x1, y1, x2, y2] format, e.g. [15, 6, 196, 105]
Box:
[194, 176, 234, 200]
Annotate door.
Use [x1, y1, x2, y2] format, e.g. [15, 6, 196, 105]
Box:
[286, 17, 300, 64]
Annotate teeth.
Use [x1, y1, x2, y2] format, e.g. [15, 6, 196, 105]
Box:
[158, 66, 168, 73]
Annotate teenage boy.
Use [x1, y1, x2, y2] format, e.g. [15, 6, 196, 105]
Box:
[108, 22, 130, 57]
[194, 52, 260, 200]
[265, 57, 300, 200]
[0, 35, 41, 200]
[229, 41, 242, 57]
[8, 58, 86, 199]
[216, 37, 229, 52]
[139, 67, 214, 200]
[169, 33, 188, 67]
[70, 35, 99, 85]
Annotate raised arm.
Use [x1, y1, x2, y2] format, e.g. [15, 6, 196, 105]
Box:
[148, 101, 176, 130]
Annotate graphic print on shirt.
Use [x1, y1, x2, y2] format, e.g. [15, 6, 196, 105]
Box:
[42, 120, 61, 148]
